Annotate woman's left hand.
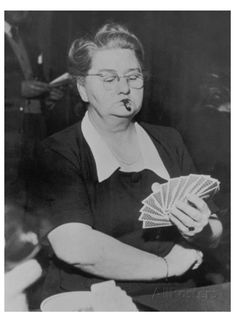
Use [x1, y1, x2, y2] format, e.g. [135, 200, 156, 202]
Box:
[169, 194, 211, 238]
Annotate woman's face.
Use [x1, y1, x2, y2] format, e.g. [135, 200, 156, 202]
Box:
[78, 48, 144, 120]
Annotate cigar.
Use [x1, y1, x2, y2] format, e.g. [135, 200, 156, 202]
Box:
[122, 99, 131, 111]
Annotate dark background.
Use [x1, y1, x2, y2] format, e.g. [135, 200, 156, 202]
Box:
[33, 11, 230, 125]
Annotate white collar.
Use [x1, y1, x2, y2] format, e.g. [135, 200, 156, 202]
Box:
[81, 112, 170, 182]
[5, 21, 12, 37]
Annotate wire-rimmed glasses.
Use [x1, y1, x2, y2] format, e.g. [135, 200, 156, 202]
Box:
[86, 71, 144, 91]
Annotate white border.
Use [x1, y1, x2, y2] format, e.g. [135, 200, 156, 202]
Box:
[1, 1, 234, 320]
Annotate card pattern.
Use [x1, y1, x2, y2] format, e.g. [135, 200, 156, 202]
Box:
[139, 174, 220, 229]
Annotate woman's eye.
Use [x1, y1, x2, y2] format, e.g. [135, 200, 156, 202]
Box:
[128, 75, 139, 81]
[103, 77, 116, 83]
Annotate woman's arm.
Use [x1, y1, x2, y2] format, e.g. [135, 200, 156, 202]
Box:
[180, 216, 223, 248]
[48, 222, 203, 281]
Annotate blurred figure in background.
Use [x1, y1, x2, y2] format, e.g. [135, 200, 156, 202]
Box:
[5, 203, 43, 311]
[5, 11, 64, 199]
[182, 71, 230, 200]
[181, 71, 230, 282]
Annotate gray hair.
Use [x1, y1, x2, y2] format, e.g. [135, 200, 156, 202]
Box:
[68, 23, 145, 81]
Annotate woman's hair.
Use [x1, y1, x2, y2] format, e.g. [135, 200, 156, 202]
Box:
[68, 23, 145, 79]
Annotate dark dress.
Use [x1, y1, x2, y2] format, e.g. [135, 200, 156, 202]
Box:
[32, 121, 216, 299]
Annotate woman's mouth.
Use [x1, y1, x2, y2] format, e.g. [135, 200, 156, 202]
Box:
[121, 99, 132, 111]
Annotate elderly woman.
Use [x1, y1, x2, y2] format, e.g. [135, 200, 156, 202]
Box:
[35, 23, 223, 299]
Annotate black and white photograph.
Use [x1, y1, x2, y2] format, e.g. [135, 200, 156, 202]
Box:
[4, 7, 231, 312]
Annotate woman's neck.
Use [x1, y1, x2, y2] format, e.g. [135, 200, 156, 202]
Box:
[88, 108, 134, 139]
[87, 107, 143, 169]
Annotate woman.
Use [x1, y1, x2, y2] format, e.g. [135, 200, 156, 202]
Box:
[35, 23, 223, 300]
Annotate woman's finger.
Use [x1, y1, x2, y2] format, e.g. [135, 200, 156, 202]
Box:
[170, 206, 197, 228]
[151, 183, 160, 193]
[186, 194, 210, 215]
[175, 200, 202, 222]
[169, 211, 190, 233]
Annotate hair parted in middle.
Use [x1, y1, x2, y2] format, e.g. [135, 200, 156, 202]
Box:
[68, 22, 145, 81]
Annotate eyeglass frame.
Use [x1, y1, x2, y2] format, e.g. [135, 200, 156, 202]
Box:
[85, 71, 145, 91]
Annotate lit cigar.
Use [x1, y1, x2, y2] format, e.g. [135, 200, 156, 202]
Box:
[122, 99, 132, 111]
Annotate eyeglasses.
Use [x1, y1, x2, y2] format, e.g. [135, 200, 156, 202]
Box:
[86, 71, 144, 91]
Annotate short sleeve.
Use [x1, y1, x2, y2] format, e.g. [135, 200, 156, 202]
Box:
[30, 143, 93, 238]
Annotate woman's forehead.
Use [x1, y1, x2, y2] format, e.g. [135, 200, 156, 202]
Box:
[90, 48, 140, 73]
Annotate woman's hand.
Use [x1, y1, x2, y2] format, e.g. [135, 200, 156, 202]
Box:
[169, 195, 211, 239]
[165, 244, 203, 277]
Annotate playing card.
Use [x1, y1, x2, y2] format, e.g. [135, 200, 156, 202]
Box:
[193, 177, 217, 195]
[198, 184, 220, 199]
[160, 182, 169, 210]
[139, 211, 170, 222]
[167, 177, 183, 210]
[170, 176, 188, 207]
[197, 179, 220, 196]
[178, 174, 203, 202]
[142, 220, 172, 229]
[181, 175, 208, 201]
[165, 178, 179, 210]
[140, 204, 165, 217]
[177, 175, 198, 202]
[186, 175, 209, 195]
[142, 195, 163, 213]
[152, 189, 164, 209]
[139, 174, 220, 229]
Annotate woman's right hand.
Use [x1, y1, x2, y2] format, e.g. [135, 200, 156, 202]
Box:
[164, 244, 203, 277]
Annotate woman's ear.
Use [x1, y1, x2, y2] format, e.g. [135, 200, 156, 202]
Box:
[77, 82, 89, 102]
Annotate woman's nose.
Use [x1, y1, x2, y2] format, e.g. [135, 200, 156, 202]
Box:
[117, 77, 130, 94]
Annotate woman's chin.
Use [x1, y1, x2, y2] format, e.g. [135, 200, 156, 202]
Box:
[111, 109, 137, 118]
[110, 104, 141, 118]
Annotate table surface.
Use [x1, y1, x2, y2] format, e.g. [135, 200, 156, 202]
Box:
[134, 282, 230, 311]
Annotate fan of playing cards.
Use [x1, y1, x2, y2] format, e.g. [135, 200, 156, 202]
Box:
[139, 174, 220, 229]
